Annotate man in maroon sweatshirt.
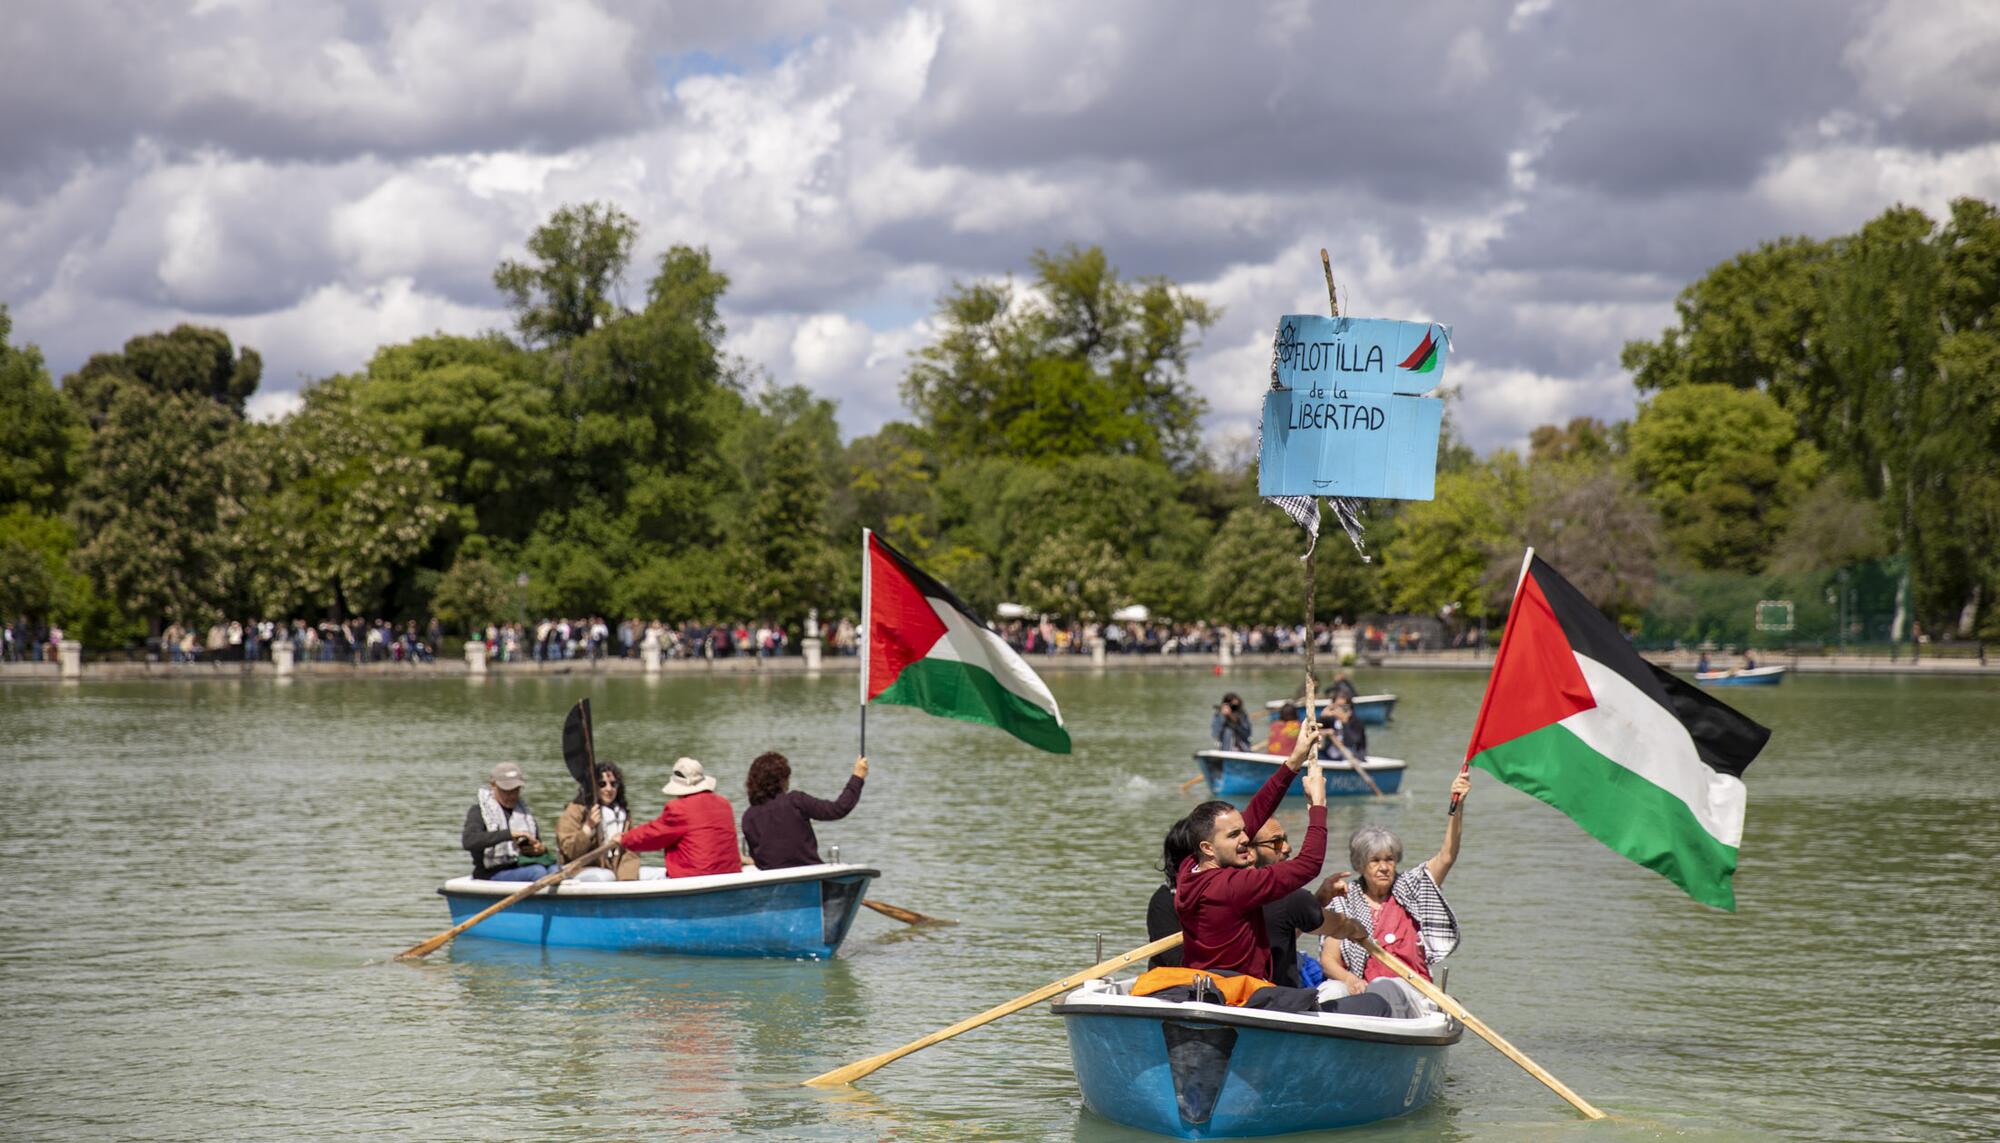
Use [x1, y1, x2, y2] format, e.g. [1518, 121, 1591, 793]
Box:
[1175, 728, 1366, 982]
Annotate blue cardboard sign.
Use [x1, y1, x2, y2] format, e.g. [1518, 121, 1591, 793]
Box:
[1258, 315, 1450, 501]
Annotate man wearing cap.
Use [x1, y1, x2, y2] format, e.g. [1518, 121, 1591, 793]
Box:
[461, 762, 550, 882]
[619, 757, 742, 877]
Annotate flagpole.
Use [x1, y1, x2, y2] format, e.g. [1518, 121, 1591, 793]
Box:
[859, 528, 872, 758]
[1455, 547, 1534, 814]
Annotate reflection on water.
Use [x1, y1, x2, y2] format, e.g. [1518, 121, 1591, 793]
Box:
[1, 670, 1997, 1140]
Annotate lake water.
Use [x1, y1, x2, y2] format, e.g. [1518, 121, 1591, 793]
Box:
[2, 668, 1996, 1141]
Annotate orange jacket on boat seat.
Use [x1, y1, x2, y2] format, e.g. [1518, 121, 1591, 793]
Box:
[1130, 966, 1275, 1006]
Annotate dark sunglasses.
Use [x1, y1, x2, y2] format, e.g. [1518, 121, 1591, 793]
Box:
[597, 776, 620, 788]
[1254, 835, 1290, 849]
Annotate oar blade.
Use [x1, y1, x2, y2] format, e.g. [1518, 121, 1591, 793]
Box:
[562, 698, 593, 787]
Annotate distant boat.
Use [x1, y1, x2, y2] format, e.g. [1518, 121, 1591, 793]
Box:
[1264, 694, 1397, 725]
[1054, 977, 1459, 1137]
[1193, 749, 1405, 800]
[1695, 665, 1786, 687]
[436, 862, 878, 958]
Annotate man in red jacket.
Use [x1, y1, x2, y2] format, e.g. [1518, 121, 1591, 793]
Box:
[620, 757, 743, 877]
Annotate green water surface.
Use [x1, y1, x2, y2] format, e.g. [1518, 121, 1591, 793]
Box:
[2, 669, 1996, 1141]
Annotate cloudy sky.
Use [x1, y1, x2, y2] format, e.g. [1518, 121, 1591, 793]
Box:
[5, 0, 2000, 452]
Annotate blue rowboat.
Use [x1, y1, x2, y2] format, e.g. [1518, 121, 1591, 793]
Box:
[1696, 665, 1785, 687]
[1193, 750, 1404, 801]
[437, 862, 879, 959]
[1054, 978, 1459, 1137]
[1264, 694, 1397, 726]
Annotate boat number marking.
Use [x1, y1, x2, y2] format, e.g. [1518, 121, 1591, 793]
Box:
[1403, 1058, 1426, 1107]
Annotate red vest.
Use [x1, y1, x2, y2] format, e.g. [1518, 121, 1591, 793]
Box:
[1363, 896, 1433, 983]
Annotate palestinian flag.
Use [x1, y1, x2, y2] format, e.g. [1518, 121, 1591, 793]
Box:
[862, 529, 1070, 753]
[1466, 552, 1769, 909]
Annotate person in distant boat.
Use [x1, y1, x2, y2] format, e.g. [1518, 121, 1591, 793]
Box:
[461, 762, 549, 882]
[1317, 698, 1367, 762]
[1211, 692, 1254, 751]
[1698, 651, 1712, 674]
[620, 757, 743, 877]
[1135, 731, 1389, 1017]
[1263, 703, 1303, 756]
[557, 759, 642, 881]
[741, 752, 867, 869]
[1742, 650, 1757, 670]
[1320, 772, 1472, 1005]
[1328, 671, 1358, 703]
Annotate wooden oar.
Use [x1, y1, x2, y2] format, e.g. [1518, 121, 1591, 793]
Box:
[1324, 732, 1386, 797]
[1179, 775, 1206, 794]
[862, 898, 956, 926]
[805, 932, 1183, 1087]
[395, 839, 617, 960]
[1363, 937, 1606, 1120]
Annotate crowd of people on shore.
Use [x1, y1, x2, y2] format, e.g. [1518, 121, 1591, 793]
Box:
[464, 749, 870, 882]
[2, 618, 64, 662]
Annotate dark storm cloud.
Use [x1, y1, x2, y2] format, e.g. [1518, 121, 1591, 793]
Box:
[0, 0, 659, 178]
[913, 1, 1525, 201]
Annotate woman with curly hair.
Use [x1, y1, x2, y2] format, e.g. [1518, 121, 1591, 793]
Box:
[556, 759, 643, 881]
[740, 752, 868, 869]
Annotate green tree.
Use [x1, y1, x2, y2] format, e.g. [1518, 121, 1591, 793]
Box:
[1016, 528, 1130, 620]
[904, 245, 1214, 468]
[1626, 385, 1819, 572]
[1622, 236, 1829, 404]
[0, 307, 84, 515]
[744, 427, 840, 626]
[236, 384, 448, 618]
[1201, 504, 1384, 627]
[65, 324, 262, 420]
[1380, 457, 1524, 622]
[353, 333, 559, 546]
[67, 327, 260, 631]
[431, 553, 516, 633]
[493, 202, 638, 347]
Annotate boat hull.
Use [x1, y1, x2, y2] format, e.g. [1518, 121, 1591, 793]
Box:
[438, 863, 878, 959]
[1696, 666, 1786, 686]
[1056, 989, 1456, 1138]
[1264, 694, 1396, 725]
[1193, 751, 1404, 800]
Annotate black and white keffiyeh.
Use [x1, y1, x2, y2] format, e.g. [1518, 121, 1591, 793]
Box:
[1328, 864, 1460, 977]
[476, 785, 537, 871]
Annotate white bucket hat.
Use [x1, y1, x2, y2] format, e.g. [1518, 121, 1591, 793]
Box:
[661, 756, 717, 796]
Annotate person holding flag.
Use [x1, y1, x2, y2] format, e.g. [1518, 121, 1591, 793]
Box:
[1320, 775, 1470, 997]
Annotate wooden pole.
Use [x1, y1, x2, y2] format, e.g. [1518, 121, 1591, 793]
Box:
[395, 840, 617, 960]
[804, 933, 1184, 1087]
[1363, 938, 1607, 1120]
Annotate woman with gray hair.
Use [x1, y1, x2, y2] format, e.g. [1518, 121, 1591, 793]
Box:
[1319, 771, 1473, 1002]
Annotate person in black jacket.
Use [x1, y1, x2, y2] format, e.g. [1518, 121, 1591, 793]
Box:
[741, 752, 867, 869]
[461, 762, 549, 881]
[1317, 698, 1368, 762]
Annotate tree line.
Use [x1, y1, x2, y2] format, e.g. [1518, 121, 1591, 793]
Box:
[2, 197, 1995, 648]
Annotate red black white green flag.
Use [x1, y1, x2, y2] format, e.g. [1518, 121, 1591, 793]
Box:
[1465, 551, 1770, 909]
[861, 529, 1070, 754]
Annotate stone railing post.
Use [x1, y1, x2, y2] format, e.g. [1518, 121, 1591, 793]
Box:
[802, 636, 824, 672]
[58, 639, 82, 680]
[273, 639, 295, 676]
[1089, 635, 1107, 667]
[641, 629, 663, 673]
[464, 639, 488, 675]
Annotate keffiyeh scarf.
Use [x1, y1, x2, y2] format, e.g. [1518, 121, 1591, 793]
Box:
[1328, 864, 1460, 977]
[477, 786, 537, 871]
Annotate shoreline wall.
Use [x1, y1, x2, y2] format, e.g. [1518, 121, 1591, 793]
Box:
[3, 648, 1994, 683]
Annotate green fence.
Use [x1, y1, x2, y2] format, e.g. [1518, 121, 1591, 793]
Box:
[1637, 557, 1913, 652]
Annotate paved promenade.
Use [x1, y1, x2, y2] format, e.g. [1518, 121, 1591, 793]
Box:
[4, 646, 1993, 683]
